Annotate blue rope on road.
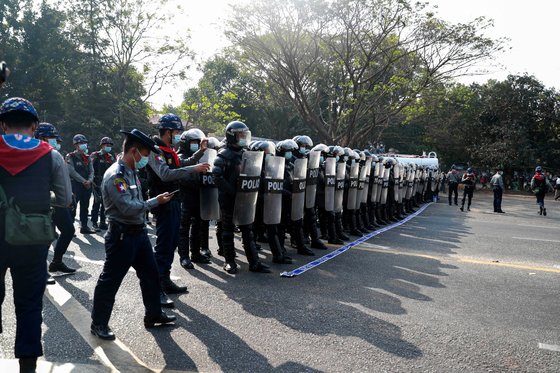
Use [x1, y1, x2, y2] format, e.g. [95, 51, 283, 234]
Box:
[280, 203, 433, 278]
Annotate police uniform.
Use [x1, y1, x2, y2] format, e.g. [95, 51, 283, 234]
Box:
[66, 149, 94, 228]
[0, 115, 72, 362]
[91, 130, 175, 339]
[90, 149, 116, 228]
[490, 171, 505, 213]
[447, 168, 460, 206]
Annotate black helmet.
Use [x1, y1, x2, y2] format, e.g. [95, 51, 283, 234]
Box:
[35, 122, 59, 139]
[276, 139, 298, 155]
[73, 134, 88, 145]
[225, 121, 251, 147]
[207, 136, 220, 150]
[180, 128, 205, 143]
[157, 113, 183, 130]
[100, 137, 114, 146]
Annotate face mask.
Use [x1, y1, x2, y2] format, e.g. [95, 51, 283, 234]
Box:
[299, 148, 307, 155]
[135, 150, 149, 169]
[238, 138, 247, 148]
[47, 138, 57, 148]
[343, 156, 349, 162]
[336, 156, 340, 162]
[320, 156, 325, 163]
[103, 146, 112, 153]
[265, 153, 273, 161]
[79, 144, 88, 152]
[172, 134, 181, 145]
[190, 143, 199, 152]
[55, 143, 61, 151]
[284, 151, 293, 160]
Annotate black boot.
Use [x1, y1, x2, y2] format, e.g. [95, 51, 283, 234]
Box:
[334, 212, 350, 241]
[327, 211, 343, 244]
[160, 274, 188, 294]
[292, 220, 315, 255]
[268, 225, 293, 264]
[160, 291, 175, 308]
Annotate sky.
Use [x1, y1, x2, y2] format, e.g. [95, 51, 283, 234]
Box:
[150, 0, 560, 108]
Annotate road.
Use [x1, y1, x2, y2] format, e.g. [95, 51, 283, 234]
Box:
[0, 191, 558, 372]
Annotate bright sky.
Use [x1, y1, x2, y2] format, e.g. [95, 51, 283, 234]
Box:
[151, 0, 560, 108]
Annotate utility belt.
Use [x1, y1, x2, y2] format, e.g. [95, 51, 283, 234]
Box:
[109, 221, 146, 236]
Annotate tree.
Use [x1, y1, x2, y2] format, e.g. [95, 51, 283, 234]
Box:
[226, 0, 503, 146]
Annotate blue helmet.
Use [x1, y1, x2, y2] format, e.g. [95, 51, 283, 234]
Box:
[0, 97, 39, 122]
[73, 134, 88, 145]
[535, 166, 542, 172]
[35, 122, 59, 139]
[100, 137, 114, 145]
[157, 113, 183, 130]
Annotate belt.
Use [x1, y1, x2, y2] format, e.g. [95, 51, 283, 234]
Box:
[108, 222, 145, 235]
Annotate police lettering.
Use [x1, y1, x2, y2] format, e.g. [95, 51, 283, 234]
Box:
[239, 177, 260, 192]
[202, 174, 215, 186]
[326, 176, 336, 186]
[307, 168, 319, 179]
[266, 180, 284, 193]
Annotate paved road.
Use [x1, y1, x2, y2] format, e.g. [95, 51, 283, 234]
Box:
[0, 191, 558, 372]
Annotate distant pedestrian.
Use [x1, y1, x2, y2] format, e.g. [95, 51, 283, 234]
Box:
[554, 176, 560, 201]
[490, 168, 505, 213]
[460, 168, 476, 212]
[530, 166, 552, 216]
[446, 165, 460, 206]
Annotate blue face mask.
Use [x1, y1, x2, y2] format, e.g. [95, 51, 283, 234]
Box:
[135, 150, 149, 169]
[103, 146, 112, 153]
[172, 134, 181, 145]
[79, 143, 88, 152]
[190, 143, 199, 152]
[238, 139, 247, 148]
[336, 156, 340, 162]
[47, 138, 58, 148]
[284, 151, 293, 160]
[265, 153, 273, 161]
[320, 156, 325, 163]
[55, 143, 61, 151]
[299, 148, 307, 155]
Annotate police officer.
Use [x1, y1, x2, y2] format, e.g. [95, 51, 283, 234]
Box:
[90, 137, 116, 230]
[91, 129, 177, 341]
[177, 128, 211, 269]
[293, 136, 328, 251]
[460, 168, 476, 212]
[447, 165, 460, 206]
[35, 123, 77, 275]
[0, 97, 72, 372]
[490, 167, 505, 213]
[146, 114, 210, 303]
[213, 121, 270, 274]
[67, 134, 97, 233]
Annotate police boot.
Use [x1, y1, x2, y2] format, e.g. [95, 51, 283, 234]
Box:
[347, 210, 363, 236]
[307, 213, 328, 250]
[368, 203, 380, 228]
[241, 225, 271, 273]
[395, 203, 403, 220]
[160, 274, 188, 294]
[318, 209, 328, 240]
[389, 204, 399, 222]
[292, 221, 315, 256]
[376, 205, 387, 225]
[329, 212, 345, 244]
[361, 204, 375, 230]
[19, 357, 37, 373]
[355, 210, 369, 234]
[269, 231, 293, 264]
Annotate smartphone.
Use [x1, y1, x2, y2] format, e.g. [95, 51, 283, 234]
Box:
[168, 189, 180, 196]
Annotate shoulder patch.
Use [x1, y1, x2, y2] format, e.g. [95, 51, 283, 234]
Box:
[114, 177, 128, 193]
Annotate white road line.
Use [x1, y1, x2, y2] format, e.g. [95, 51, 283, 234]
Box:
[538, 343, 560, 352]
[512, 237, 560, 243]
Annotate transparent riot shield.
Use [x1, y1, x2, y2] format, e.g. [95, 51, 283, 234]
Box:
[334, 162, 346, 213]
[362, 158, 373, 204]
[233, 151, 264, 226]
[305, 150, 321, 209]
[324, 157, 336, 212]
[199, 148, 220, 220]
[263, 155, 285, 225]
[291, 158, 308, 221]
[346, 162, 359, 210]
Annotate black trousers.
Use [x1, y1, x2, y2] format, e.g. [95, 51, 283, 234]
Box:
[461, 187, 474, 208]
[448, 183, 458, 205]
[92, 228, 161, 326]
[71, 182, 92, 226]
[52, 207, 75, 263]
[493, 187, 503, 211]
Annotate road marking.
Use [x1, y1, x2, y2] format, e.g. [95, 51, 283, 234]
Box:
[398, 233, 454, 245]
[352, 246, 560, 274]
[45, 282, 155, 372]
[538, 343, 560, 352]
[511, 236, 560, 243]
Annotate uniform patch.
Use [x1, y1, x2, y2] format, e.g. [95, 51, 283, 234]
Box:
[155, 155, 164, 164]
[114, 177, 128, 193]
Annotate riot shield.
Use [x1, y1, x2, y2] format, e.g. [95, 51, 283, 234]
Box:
[334, 162, 346, 213]
[291, 158, 308, 221]
[263, 155, 285, 225]
[392, 162, 400, 203]
[371, 162, 381, 203]
[199, 148, 220, 220]
[324, 157, 336, 212]
[380, 162, 392, 205]
[362, 158, 373, 204]
[305, 150, 321, 209]
[346, 162, 359, 210]
[233, 151, 264, 226]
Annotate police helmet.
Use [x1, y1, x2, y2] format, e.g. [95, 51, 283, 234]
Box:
[276, 139, 298, 155]
[73, 134, 88, 145]
[157, 113, 183, 130]
[535, 166, 543, 172]
[294, 135, 313, 149]
[225, 121, 251, 147]
[207, 136, 220, 150]
[180, 128, 206, 143]
[35, 122, 59, 139]
[311, 143, 329, 154]
[100, 137, 114, 146]
[249, 140, 263, 151]
[0, 97, 39, 122]
[353, 149, 365, 161]
[327, 145, 344, 158]
[467, 167, 472, 173]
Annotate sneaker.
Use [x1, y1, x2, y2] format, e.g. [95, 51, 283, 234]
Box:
[49, 262, 77, 273]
